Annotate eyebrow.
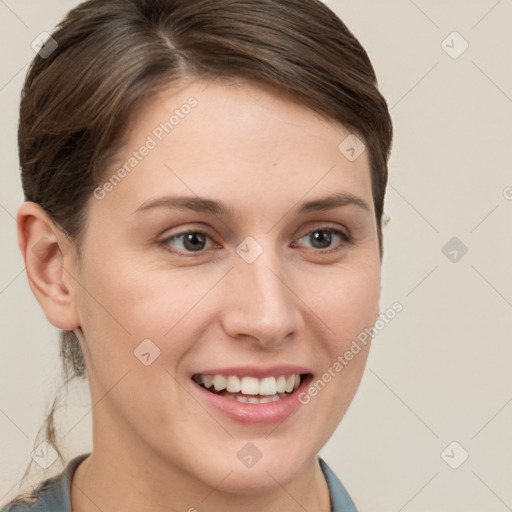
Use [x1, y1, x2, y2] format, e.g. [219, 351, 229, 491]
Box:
[132, 192, 371, 217]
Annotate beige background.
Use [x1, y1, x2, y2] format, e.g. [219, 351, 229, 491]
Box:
[1, 1, 511, 510]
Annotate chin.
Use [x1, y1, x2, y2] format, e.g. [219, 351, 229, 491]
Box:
[192, 438, 319, 495]
[206, 460, 308, 495]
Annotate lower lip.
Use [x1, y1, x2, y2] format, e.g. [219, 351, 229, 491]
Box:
[191, 376, 312, 425]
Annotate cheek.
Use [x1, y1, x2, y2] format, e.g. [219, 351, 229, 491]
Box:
[74, 252, 202, 385]
[296, 261, 379, 418]
[79, 248, 198, 335]
[301, 259, 381, 342]
[79, 244, 380, 362]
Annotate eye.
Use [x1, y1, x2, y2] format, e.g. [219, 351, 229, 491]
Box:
[160, 226, 351, 256]
[294, 227, 351, 251]
[161, 231, 214, 253]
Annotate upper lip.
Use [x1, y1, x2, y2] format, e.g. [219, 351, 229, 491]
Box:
[191, 365, 311, 379]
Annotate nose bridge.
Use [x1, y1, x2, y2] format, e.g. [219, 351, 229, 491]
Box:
[221, 240, 302, 345]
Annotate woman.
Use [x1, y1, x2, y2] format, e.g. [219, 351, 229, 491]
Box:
[2, 0, 392, 510]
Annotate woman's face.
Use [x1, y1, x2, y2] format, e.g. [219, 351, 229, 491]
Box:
[71, 79, 381, 492]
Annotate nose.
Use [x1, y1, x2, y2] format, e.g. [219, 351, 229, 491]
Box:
[220, 247, 304, 348]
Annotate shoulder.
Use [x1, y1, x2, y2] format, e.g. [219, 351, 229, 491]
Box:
[0, 454, 90, 512]
[319, 457, 358, 512]
[0, 477, 60, 512]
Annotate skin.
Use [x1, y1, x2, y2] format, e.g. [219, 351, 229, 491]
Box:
[18, 78, 382, 512]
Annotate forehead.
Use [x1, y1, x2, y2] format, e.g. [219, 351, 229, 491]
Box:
[93, 78, 374, 219]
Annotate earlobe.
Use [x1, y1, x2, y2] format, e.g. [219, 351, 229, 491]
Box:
[17, 201, 81, 330]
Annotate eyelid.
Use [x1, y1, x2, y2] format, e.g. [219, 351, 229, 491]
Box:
[293, 226, 352, 251]
[159, 228, 216, 255]
[160, 224, 351, 256]
[298, 224, 351, 241]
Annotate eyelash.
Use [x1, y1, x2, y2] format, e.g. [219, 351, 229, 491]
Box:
[159, 226, 352, 256]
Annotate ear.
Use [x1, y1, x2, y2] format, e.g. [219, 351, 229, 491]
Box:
[17, 201, 81, 330]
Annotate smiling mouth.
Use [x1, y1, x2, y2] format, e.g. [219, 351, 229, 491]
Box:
[192, 373, 306, 404]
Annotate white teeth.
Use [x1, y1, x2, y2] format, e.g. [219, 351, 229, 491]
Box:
[242, 394, 283, 404]
[197, 373, 303, 397]
[259, 377, 277, 395]
[285, 375, 295, 393]
[213, 375, 226, 391]
[224, 392, 287, 404]
[241, 376, 260, 395]
[276, 375, 286, 393]
[226, 375, 241, 393]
